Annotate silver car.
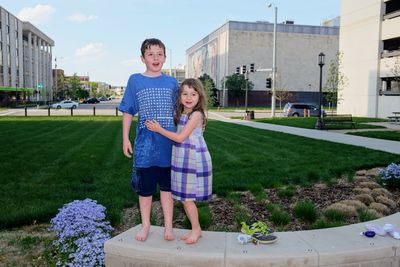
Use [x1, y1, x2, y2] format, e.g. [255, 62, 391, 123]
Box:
[283, 102, 325, 117]
[52, 100, 79, 109]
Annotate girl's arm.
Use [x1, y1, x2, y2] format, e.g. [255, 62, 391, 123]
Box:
[145, 111, 202, 143]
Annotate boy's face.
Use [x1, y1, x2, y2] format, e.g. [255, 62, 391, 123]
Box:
[141, 45, 166, 75]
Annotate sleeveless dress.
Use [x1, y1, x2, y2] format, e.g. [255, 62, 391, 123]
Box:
[171, 114, 212, 201]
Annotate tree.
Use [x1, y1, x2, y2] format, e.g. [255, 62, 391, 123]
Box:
[224, 74, 254, 106]
[66, 74, 83, 99]
[274, 73, 291, 110]
[323, 51, 348, 110]
[54, 73, 68, 100]
[198, 74, 218, 107]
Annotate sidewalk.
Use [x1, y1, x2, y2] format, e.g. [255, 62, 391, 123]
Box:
[208, 111, 400, 155]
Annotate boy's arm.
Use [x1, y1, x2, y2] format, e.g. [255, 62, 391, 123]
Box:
[145, 112, 202, 143]
[122, 112, 133, 158]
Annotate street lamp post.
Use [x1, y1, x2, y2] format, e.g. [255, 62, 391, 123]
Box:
[268, 3, 277, 117]
[315, 52, 325, 130]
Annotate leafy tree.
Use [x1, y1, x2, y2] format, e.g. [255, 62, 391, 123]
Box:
[76, 88, 89, 99]
[66, 74, 83, 99]
[224, 74, 254, 106]
[323, 51, 348, 110]
[54, 73, 68, 100]
[198, 74, 218, 107]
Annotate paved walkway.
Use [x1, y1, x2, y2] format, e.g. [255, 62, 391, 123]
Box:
[208, 111, 400, 155]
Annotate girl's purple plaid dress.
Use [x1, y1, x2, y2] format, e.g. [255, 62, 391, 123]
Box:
[171, 114, 212, 201]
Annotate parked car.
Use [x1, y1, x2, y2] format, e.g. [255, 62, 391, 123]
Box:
[282, 102, 326, 117]
[51, 100, 79, 109]
[82, 98, 100, 104]
[99, 96, 109, 101]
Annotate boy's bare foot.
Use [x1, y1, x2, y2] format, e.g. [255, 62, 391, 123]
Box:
[184, 230, 202, 245]
[164, 228, 175, 241]
[135, 225, 150, 241]
[180, 231, 191, 241]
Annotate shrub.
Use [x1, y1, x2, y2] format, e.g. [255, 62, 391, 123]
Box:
[48, 199, 113, 267]
[375, 196, 397, 210]
[358, 209, 378, 222]
[369, 202, 390, 215]
[324, 209, 346, 222]
[355, 194, 374, 205]
[324, 203, 357, 218]
[269, 210, 290, 226]
[311, 219, 343, 230]
[277, 186, 296, 199]
[379, 163, 400, 189]
[294, 201, 318, 223]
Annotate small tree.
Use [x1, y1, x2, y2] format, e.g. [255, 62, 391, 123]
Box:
[66, 74, 83, 99]
[274, 73, 291, 110]
[323, 51, 348, 110]
[224, 74, 254, 106]
[198, 74, 218, 107]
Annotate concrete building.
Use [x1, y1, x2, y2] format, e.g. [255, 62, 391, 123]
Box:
[186, 20, 339, 107]
[0, 6, 54, 105]
[162, 66, 186, 84]
[338, 0, 400, 118]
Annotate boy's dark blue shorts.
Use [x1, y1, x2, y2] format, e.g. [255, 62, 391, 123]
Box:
[131, 166, 171, 197]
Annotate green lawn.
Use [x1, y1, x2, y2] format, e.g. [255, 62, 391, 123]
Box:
[254, 117, 387, 129]
[348, 131, 400, 141]
[0, 116, 398, 229]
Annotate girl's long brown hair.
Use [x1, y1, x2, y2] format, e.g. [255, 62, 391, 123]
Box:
[174, 78, 207, 127]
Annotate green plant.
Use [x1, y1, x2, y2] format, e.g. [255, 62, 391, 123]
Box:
[357, 208, 378, 222]
[324, 209, 346, 222]
[311, 219, 343, 229]
[226, 192, 241, 204]
[277, 186, 296, 198]
[269, 210, 290, 226]
[266, 203, 279, 212]
[249, 183, 266, 201]
[294, 201, 318, 223]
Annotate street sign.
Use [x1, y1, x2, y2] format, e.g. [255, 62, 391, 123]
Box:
[37, 84, 43, 89]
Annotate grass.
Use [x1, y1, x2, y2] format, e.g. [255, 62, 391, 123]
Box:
[348, 131, 400, 141]
[0, 116, 398, 229]
[254, 117, 387, 130]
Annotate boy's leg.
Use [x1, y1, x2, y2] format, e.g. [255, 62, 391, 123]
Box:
[160, 191, 175, 241]
[181, 201, 202, 244]
[136, 195, 152, 241]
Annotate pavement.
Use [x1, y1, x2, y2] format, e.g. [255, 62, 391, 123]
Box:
[208, 111, 400, 155]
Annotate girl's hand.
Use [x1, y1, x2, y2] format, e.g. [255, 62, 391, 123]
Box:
[123, 139, 132, 158]
[145, 120, 162, 132]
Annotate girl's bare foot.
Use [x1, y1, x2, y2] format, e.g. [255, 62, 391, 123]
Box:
[135, 225, 150, 241]
[185, 230, 202, 244]
[164, 228, 175, 241]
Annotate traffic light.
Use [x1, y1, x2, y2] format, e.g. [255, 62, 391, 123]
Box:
[241, 65, 247, 74]
[235, 67, 240, 75]
[250, 63, 255, 73]
[266, 78, 272, 89]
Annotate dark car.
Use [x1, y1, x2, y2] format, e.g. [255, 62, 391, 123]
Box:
[83, 98, 100, 104]
[283, 102, 326, 117]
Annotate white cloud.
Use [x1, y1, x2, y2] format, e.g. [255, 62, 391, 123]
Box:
[17, 5, 55, 25]
[75, 43, 105, 61]
[67, 13, 98, 23]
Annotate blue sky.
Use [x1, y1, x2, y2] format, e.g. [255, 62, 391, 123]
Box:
[1, 0, 340, 86]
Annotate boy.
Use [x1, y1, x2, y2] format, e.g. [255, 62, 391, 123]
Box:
[119, 38, 178, 241]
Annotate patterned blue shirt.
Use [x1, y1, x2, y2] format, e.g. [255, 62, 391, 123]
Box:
[119, 73, 178, 168]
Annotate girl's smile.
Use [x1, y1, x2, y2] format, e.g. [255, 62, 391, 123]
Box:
[181, 85, 199, 112]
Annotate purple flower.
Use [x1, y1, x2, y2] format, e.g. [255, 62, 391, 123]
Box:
[49, 199, 113, 266]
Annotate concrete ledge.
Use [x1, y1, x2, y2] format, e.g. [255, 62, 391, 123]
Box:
[105, 213, 400, 267]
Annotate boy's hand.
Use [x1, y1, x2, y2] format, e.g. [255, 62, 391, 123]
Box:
[123, 139, 133, 158]
[145, 120, 162, 132]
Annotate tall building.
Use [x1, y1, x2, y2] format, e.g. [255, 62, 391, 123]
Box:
[186, 20, 339, 106]
[339, 0, 400, 118]
[162, 65, 186, 84]
[0, 6, 54, 105]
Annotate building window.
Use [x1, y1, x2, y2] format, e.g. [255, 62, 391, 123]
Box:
[382, 37, 400, 58]
[381, 77, 400, 95]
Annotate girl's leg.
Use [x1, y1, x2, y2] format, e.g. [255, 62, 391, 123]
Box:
[160, 191, 175, 241]
[182, 201, 202, 244]
[135, 196, 152, 241]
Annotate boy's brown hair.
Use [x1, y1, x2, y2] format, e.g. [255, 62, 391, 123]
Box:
[140, 38, 166, 56]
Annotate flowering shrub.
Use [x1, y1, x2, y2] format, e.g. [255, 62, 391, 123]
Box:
[49, 199, 113, 266]
[379, 163, 400, 190]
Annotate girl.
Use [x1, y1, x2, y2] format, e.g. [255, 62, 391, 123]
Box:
[145, 78, 212, 244]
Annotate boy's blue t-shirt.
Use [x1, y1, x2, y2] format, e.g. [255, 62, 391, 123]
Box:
[119, 73, 178, 168]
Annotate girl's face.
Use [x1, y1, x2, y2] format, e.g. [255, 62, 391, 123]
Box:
[180, 85, 199, 112]
[141, 45, 165, 76]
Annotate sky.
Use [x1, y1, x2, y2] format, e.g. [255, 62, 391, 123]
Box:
[1, 0, 340, 86]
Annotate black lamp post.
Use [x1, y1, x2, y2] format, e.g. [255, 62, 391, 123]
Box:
[315, 52, 325, 130]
